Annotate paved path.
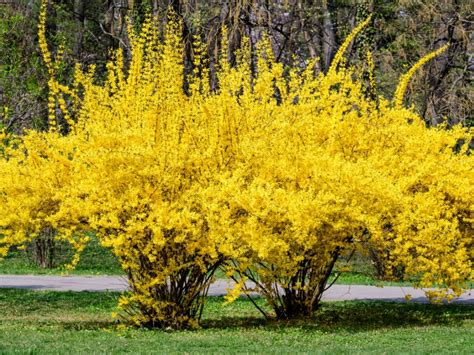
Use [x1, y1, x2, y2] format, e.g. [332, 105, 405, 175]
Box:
[1, 275, 472, 304]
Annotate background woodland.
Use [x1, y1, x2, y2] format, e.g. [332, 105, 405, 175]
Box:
[0, 0, 472, 132]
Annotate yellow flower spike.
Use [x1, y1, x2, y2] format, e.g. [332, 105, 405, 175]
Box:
[394, 44, 449, 108]
[328, 15, 373, 74]
[224, 277, 248, 305]
[38, 0, 53, 75]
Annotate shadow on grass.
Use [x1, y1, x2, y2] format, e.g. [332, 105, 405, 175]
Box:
[57, 320, 116, 331]
[202, 298, 473, 333]
[1, 289, 472, 333]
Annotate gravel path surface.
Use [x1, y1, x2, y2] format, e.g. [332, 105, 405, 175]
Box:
[1, 274, 472, 303]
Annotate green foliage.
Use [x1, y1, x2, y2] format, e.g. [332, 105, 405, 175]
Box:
[0, 2, 47, 131]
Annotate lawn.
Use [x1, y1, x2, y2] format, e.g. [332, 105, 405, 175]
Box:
[0, 289, 472, 353]
[0, 238, 122, 276]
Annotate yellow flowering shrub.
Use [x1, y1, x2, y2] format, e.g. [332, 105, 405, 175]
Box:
[0, 2, 472, 326]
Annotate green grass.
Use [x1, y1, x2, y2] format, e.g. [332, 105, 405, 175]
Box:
[0, 238, 122, 275]
[0, 289, 472, 353]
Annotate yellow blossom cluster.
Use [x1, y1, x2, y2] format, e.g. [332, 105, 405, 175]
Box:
[0, 3, 472, 326]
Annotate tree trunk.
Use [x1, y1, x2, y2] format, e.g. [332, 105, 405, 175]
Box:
[73, 0, 85, 58]
[32, 228, 56, 269]
[321, 0, 336, 72]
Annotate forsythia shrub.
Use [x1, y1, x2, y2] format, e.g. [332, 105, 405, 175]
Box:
[0, 2, 472, 327]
